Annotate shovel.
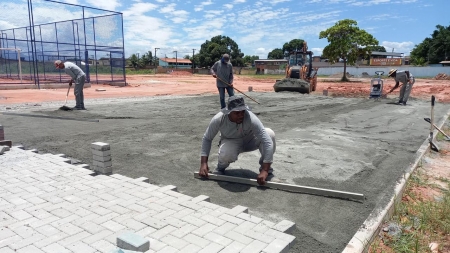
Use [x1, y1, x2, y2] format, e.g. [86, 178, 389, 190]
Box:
[429, 96, 440, 152]
[424, 118, 450, 141]
[59, 85, 72, 111]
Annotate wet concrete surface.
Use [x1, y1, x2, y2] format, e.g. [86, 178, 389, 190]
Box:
[1, 92, 448, 252]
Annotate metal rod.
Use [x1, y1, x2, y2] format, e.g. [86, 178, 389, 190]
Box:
[194, 172, 365, 201]
[43, 0, 122, 14]
[1, 112, 99, 122]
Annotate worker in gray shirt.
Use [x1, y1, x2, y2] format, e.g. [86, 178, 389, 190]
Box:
[199, 96, 276, 185]
[55, 60, 86, 110]
[387, 68, 415, 105]
[211, 54, 234, 109]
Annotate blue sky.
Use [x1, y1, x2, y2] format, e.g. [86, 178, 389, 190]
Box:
[0, 0, 448, 59]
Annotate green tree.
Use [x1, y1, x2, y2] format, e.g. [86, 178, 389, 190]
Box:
[267, 48, 284, 59]
[197, 35, 245, 68]
[129, 54, 139, 69]
[141, 51, 153, 66]
[411, 25, 450, 64]
[184, 55, 190, 59]
[319, 19, 379, 81]
[243, 55, 259, 65]
[282, 39, 305, 54]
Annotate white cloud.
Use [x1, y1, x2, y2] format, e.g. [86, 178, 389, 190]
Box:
[224, 4, 233, 9]
[311, 47, 323, 56]
[122, 2, 158, 17]
[155, 0, 166, 2]
[381, 41, 414, 54]
[233, 0, 246, 3]
[159, 3, 190, 24]
[194, 0, 213, 12]
[85, 0, 121, 11]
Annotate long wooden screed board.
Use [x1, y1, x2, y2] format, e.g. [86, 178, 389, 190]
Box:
[194, 172, 365, 201]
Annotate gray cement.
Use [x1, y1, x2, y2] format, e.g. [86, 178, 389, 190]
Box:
[1, 92, 448, 253]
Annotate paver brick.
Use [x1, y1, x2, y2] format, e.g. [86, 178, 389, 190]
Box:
[180, 215, 207, 227]
[0, 247, 15, 253]
[182, 234, 210, 248]
[190, 195, 210, 203]
[245, 229, 275, 245]
[219, 241, 246, 253]
[140, 217, 168, 230]
[226, 205, 249, 216]
[91, 239, 116, 253]
[160, 217, 187, 228]
[58, 231, 92, 246]
[218, 214, 244, 225]
[82, 229, 114, 244]
[101, 220, 127, 232]
[148, 225, 177, 240]
[147, 238, 167, 251]
[272, 220, 296, 234]
[264, 229, 295, 246]
[203, 232, 233, 247]
[135, 227, 157, 238]
[0, 228, 16, 241]
[93, 154, 111, 162]
[33, 232, 69, 248]
[233, 220, 258, 235]
[170, 223, 198, 238]
[182, 244, 201, 253]
[213, 222, 238, 236]
[41, 243, 71, 253]
[9, 232, 45, 250]
[262, 238, 290, 253]
[119, 219, 147, 231]
[171, 208, 194, 219]
[236, 213, 263, 224]
[35, 224, 61, 237]
[241, 240, 269, 253]
[160, 234, 189, 250]
[153, 209, 176, 220]
[8, 209, 32, 221]
[91, 142, 110, 151]
[224, 230, 254, 245]
[192, 223, 218, 237]
[117, 231, 150, 252]
[16, 245, 45, 253]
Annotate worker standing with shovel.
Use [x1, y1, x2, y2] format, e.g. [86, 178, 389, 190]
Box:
[55, 60, 86, 110]
[211, 54, 234, 109]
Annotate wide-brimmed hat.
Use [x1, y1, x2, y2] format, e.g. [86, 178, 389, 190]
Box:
[387, 69, 397, 77]
[222, 96, 250, 114]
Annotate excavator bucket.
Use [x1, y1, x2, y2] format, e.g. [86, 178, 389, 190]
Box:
[273, 78, 311, 93]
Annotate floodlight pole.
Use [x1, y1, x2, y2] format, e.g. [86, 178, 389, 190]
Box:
[192, 49, 195, 74]
[173, 51, 177, 69]
[154, 47, 159, 74]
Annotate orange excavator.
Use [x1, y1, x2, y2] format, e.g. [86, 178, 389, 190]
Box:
[274, 41, 319, 94]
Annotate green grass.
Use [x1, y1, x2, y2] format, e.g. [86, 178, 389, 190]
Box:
[125, 69, 155, 75]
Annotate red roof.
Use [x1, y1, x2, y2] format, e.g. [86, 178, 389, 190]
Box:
[160, 57, 192, 64]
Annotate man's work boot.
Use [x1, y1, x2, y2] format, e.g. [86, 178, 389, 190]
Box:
[213, 168, 225, 175]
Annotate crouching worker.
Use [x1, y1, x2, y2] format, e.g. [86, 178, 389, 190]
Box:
[198, 96, 276, 185]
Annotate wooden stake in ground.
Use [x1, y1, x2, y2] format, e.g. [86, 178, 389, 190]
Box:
[194, 172, 365, 201]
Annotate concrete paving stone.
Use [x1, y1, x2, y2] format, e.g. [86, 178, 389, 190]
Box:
[198, 242, 224, 253]
[51, 214, 81, 227]
[82, 229, 115, 244]
[170, 195, 194, 205]
[93, 166, 112, 175]
[26, 215, 58, 229]
[245, 230, 275, 245]
[153, 209, 177, 220]
[157, 246, 178, 253]
[146, 203, 167, 213]
[224, 230, 254, 245]
[153, 196, 176, 205]
[213, 222, 238, 236]
[180, 215, 207, 227]
[147, 191, 169, 199]
[0, 235, 22, 249]
[148, 225, 177, 240]
[135, 227, 157, 238]
[170, 224, 198, 238]
[233, 221, 258, 235]
[79, 221, 108, 234]
[92, 206, 113, 216]
[160, 217, 187, 229]
[107, 205, 131, 215]
[241, 240, 269, 253]
[118, 219, 148, 231]
[8, 216, 40, 230]
[226, 205, 249, 216]
[41, 243, 71, 253]
[70, 213, 101, 227]
[161, 202, 184, 212]
[262, 238, 290, 253]
[101, 220, 127, 232]
[34, 224, 61, 237]
[91, 149, 111, 157]
[6, 198, 28, 206]
[93, 155, 111, 162]
[190, 195, 210, 203]
[16, 245, 45, 253]
[91, 239, 116, 253]
[264, 229, 295, 246]
[90, 212, 120, 225]
[58, 231, 92, 247]
[252, 221, 275, 234]
[156, 185, 177, 192]
[218, 241, 246, 253]
[160, 189, 184, 198]
[147, 238, 167, 251]
[203, 232, 233, 247]
[113, 212, 141, 224]
[117, 231, 150, 252]
[57, 222, 84, 236]
[91, 142, 110, 151]
[9, 233, 45, 250]
[125, 204, 148, 213]
[181, 244, 201, 253]
[236, 213, 263, 224]
[0, 228, 16, 241]
[0, 247, 15, 253]
[120, 182, 140, 190]
[49, 208, 74, 219]
[63, 195, 84, 203]
[131, 177, 149, 183]
[160, 234, 189, 250]
[7, 210, 33, 221]
[133, 210, 158, 222]
[179, 201, 203, 211]
[99, 199, 124, 209]
[128, 191, 152, 200]
[182, 234, 210, 248]
[272, 220, 296, 234]
[197, 201, 220, 210]
[218, 214, 245, 226]
[0, 214, 17, 227]
[192, 223, 218, 237]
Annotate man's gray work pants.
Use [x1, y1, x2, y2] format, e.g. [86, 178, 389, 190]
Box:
[216, 128, 276, 173]
[399, 82, 413, 103]
[74, 75, 85, 108]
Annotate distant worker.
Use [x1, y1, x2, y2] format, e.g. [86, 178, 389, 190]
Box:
[387, 69, 415, 106]
[55, 60, 86, 110]
[198, 96, 276, 185]
[211, 54, 234, 109]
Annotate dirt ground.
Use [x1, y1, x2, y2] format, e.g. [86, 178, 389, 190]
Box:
[0, 74, 449, 253]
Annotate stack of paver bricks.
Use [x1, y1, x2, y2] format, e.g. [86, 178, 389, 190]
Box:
[0, 146, 296, 253]
[92, 141, 112, 174]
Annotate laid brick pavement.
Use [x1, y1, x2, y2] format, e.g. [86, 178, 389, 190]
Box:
[0, 147, 296, 252]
